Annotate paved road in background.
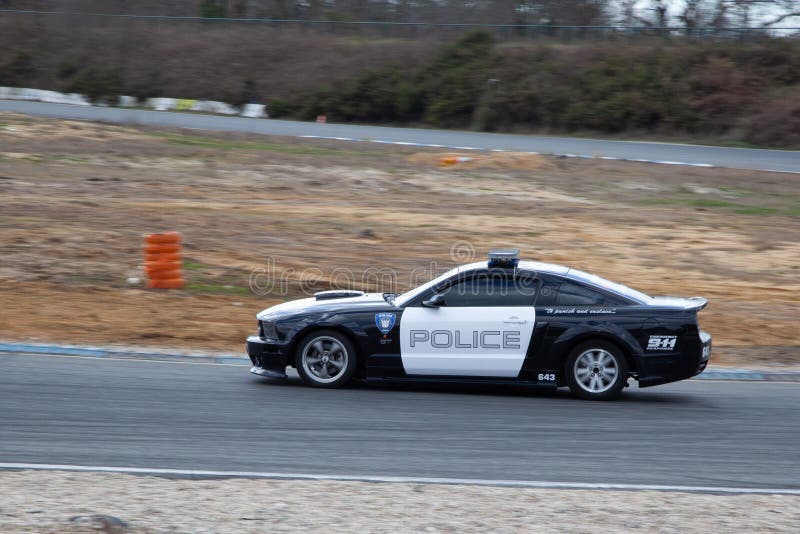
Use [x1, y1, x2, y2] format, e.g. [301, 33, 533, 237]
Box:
[2, 100, 798, 173]
[2, 353, 799, 489]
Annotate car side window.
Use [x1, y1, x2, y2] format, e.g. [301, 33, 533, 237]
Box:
[554, 281, 627, 306]
[536, 278, 561, 306]
[439, 275, 537, 307]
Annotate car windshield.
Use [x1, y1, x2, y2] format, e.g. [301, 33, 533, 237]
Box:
[393, 266, 462, 307]
[566, 269, 652, 303]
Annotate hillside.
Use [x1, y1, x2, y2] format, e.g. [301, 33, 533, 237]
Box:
[1, 17, 798, 146]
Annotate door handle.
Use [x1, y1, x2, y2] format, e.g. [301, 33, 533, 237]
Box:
[503, 319, 528, 324]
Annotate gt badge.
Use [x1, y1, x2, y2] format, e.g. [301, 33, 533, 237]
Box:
[375, 313, 396, 335]
[647, 335, 677, 351]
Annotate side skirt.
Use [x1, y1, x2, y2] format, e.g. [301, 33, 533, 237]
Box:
[364, 376, 560, 389]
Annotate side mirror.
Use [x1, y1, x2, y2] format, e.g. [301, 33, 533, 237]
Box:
[422, 293, 446, 308]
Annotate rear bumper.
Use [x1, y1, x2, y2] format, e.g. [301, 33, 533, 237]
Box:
[637, 330, 712, 388]
[696, 330, 712, 376]
[246, 335, 289, 379]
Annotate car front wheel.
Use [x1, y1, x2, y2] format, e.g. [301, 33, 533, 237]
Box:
[566, 340, 628, 401]
[295, 330, 357, 388]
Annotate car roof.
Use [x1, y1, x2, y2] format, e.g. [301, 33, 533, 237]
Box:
[395, 258, 651, 307]
[459, 260, 651, 304]
[460, 260, 570, 276]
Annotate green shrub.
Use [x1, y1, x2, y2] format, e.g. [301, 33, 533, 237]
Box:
[198, 0, 227, 18]
[65, 68, 123, 102]
[418, 31, 496, 127]
[0, 50, 34, 86]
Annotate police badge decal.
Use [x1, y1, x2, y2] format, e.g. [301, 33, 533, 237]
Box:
[375, 312, 396, 344]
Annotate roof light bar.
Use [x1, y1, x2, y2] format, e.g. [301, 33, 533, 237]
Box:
[488, 248, 520, 268]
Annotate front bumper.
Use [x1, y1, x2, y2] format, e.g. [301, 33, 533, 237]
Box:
[247, 335, 289, 379]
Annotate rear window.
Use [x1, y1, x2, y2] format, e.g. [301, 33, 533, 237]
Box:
[555, 281, 627, 306]
[536, 279, 629, 307]
[566, 269, 651, 304]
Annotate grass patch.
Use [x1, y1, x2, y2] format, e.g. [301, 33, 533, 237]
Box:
[639, 197, 783, 214]
[145, 132, 368, 156]
[183, 260, 208, 271]
[784, 206, 800, 217]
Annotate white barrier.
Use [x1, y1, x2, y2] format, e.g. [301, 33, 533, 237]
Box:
[1, 87, 268, 119]
[118, 95, 138, 107]
[145, 97, 177, 111]
[241, 103, 268, 118]
[190, 100, 239, 115]
[0, 87, 90, 106]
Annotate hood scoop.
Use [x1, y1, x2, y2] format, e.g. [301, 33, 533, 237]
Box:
[314, 290, 365, 301]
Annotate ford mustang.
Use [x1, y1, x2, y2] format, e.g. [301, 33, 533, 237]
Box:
[246, 249, 711, 400]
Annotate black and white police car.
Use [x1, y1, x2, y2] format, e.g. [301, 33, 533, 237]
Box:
[247, 250, 711, 400]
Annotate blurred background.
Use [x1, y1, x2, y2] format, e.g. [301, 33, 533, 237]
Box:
[1, 0, 799, 145]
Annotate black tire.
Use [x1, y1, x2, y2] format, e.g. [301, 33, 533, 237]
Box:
[294, 329, 357, 388]
[565, 339, 628, 401]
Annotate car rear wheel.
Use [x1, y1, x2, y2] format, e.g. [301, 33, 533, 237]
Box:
[566, 340, 628, 401]
[295, 330, 357, 388]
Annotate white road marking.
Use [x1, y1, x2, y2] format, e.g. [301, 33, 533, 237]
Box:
[1, 462, 798, 495]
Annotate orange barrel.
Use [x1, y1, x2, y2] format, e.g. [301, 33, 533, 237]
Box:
[144, 232, 182, 244]
[144, 243, 181, 255]
[143, 232, 184, 289]
[147, 278, 186, 289]
[145, 252, 182, 262]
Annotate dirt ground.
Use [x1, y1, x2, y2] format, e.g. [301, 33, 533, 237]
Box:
[1, 112, 799, 366]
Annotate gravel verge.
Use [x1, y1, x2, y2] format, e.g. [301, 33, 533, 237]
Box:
[1, 470, 798, 533]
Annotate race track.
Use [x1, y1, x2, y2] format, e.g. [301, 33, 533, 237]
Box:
[2, 353, 799, 490]
[2, 100, 798, 173]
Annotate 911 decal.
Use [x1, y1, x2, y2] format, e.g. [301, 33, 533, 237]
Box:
[647, 335, 677, 351]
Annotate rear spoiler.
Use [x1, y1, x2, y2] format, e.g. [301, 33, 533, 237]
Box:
[649, 296, 708, 311]
[686, 296, 708, 311]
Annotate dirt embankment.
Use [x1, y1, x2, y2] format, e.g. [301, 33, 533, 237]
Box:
[1, 113, 799, 366]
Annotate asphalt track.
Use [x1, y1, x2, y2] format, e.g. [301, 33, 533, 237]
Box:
[2, 353, 799, 490]
[2, 99, 799, 173]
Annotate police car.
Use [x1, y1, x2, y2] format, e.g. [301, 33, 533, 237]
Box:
[247, 250, 711, 400]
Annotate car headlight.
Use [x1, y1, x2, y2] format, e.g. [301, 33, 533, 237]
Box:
[261, 320, 278, 340]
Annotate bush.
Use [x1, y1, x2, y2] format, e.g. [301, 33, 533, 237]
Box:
[418, 31, 496, 127]
[65, 68, 123, 103]
[0, 50, 34, 86]
[744, 90, 800, 147]
[198, 0, 227, 18]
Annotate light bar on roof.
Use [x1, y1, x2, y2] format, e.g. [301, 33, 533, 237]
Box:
[488, 248, 520, 268]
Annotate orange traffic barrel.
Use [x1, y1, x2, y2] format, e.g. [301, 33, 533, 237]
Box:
[143, 232, 185, 289]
